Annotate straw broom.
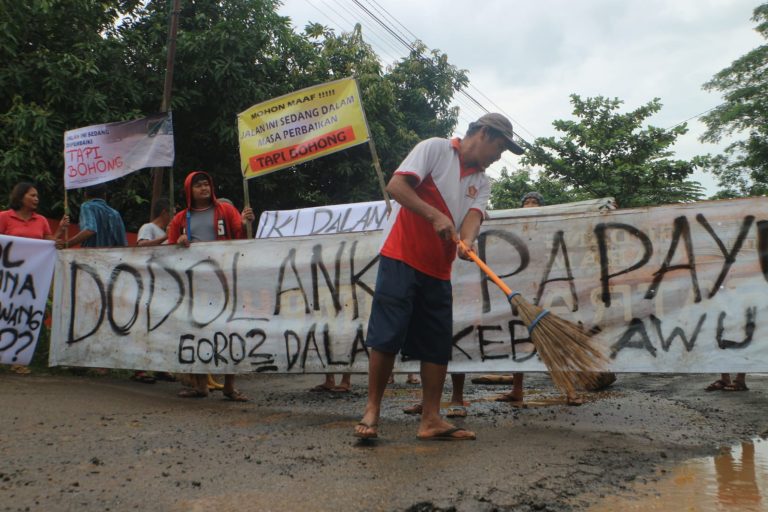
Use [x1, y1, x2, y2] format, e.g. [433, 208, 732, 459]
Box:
[457, 239, 608, 397]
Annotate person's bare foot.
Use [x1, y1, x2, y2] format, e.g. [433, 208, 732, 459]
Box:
[406, 374, 420, 385]
[403, 402, 423, 415]
[354, 421, 378, 439]
[354, 406, 380, 438]
[724, 380, 748, 391]
[495, 391, 524, 403]
[417, 418, 475, 440]
[223, 389, 249, 402]
[566, 394, 584, 406]
[446, 403, 468, 418]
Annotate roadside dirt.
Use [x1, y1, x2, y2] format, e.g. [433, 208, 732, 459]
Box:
[1, 371, 766, 511]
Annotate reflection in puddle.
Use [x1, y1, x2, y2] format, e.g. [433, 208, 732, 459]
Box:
[588, 438, 768, 511]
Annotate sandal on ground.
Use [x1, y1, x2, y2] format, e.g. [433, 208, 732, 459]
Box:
[10, 365, 31, 375]
[354, 422, 378, 439]
[471, 375, 514, 385]
[705, 379, 729, 392]
[446, 405, 468, 418]
[724, 381, 748, 391]
[417, 427, 476, 441]
[403, 403, 423, 415]
[131, 372, 156, 384]
[178, 389, 208, 398]
[566, 396, 584, 406]
[223, 390, 249, 402]
[495, 392, 523, 403]
[309, 384, 334, 392]
[330, 385, 351, 393]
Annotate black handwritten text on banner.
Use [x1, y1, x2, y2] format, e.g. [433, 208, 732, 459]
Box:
[50, 198, 768, 373]
[0, 236, 56, 366]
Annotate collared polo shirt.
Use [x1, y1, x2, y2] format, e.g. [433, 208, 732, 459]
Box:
[0, 209, 52, 239]
[380, 137, 490, 280]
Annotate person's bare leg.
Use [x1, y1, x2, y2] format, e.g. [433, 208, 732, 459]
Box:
[355, 349, 396, 437]
[512, 373, 524, 400]
[418, 362, 474, 439]
[446, 373, 467, 417]
[450, 373, 465, 404]
[496, 372, 524, 402]
[311, 374, 336, 391]
[223, 374, 248, 401]
[726, 372, 748, 391]
[178, 373, 208, 398]
[333, 373, 351, 392]
[196, 374, 208, 394]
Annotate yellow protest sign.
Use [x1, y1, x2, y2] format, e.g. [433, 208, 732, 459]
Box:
[238, 77, 370, 179]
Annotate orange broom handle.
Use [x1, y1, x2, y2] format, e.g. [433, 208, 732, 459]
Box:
[456, 239, 514, 296]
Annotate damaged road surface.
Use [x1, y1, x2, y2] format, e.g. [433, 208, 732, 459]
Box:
[1, 373, 766, 511]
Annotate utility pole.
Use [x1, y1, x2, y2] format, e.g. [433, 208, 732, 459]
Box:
[150, 0, 181, 218]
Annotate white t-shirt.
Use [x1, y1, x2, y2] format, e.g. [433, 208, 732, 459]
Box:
[137, 222, 167, 243]
[379, 137, 490, 279]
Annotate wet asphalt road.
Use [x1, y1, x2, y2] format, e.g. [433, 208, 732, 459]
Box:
[1, 371, 766, 511]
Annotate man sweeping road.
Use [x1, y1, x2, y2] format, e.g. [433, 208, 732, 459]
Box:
[354, 113, 524, 441]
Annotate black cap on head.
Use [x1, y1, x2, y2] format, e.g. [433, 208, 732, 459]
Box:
[473, 113, 525, 155]
[521, 191, 545, 206]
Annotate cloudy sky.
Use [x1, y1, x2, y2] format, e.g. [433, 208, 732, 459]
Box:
[278, 0, 764, 194]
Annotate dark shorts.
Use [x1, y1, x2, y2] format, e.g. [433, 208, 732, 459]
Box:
[365, 256, 453, 365]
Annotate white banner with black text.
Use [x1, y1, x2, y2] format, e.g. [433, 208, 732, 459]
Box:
[50, 197, 768, 373]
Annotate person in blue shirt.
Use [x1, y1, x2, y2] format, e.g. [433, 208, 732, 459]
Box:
[68, 184, 127, 248]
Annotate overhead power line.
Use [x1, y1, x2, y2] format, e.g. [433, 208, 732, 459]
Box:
[291, 0, 528, 172]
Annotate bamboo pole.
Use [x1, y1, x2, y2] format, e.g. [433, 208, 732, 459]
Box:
[63, 189, 69, 248]
[367, 137, 391, 214]
[242, 177, 253, 239]
[352, 77, 391, 213]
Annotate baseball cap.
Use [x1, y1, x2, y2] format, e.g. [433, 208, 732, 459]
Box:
[473, 113, 525, 155]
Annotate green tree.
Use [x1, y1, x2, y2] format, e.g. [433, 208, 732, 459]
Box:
[116, 0, 323, 223]
[0, 1, 469, 228]
[522, 95, 704, 207]
[700, 3, 768, 197]
[0, 0, 144, 214]
[258, 24, 468, 209]
[490, 168, 588, 210]
[386, 42, 468, 139]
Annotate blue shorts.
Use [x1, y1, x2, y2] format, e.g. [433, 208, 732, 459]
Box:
[365, 256, 453, 365]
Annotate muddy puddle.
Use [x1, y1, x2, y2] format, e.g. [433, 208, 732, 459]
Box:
[587, 438, 768, 511]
